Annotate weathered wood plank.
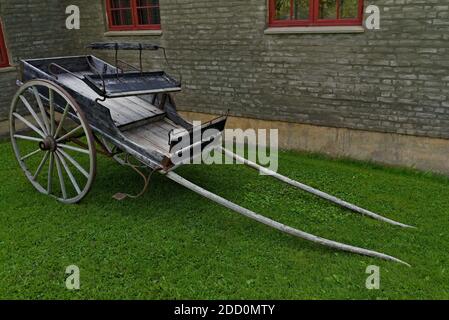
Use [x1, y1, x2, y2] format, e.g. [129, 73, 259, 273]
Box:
[57, 74, 166, 128]
[123, 126, 170, 154]
[139, 127, 170, 149]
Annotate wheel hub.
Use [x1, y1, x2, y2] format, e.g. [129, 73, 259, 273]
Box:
[39, 136, 57, 152]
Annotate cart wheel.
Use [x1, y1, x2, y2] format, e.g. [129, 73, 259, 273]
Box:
[10, 79, 96, 204]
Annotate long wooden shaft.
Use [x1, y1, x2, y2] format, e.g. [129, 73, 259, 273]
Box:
[166, 172, 410, 266]
[219, 147, 414, 229]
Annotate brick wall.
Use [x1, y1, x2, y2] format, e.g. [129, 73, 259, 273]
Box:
[1, 0, 448, 140]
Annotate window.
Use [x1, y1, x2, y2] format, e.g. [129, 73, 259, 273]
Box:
[106, 0, 161, 30]
[0, 20, 9, 68]
[268, 0, 363, 27]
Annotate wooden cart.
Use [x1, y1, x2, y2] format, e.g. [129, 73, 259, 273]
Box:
[9, 42, 412, 265]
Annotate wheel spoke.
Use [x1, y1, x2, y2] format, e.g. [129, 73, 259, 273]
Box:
[47, 153, 54, 195]
[49, 89, 55, 135]
[56, 153, 81, 195]
[57, 143, 90, 155]
[32, 87, 51, 133]
[56, 125, 83, 143]
[54, 103, 70, 139]
[13, 113, 46, 138]
[33, 151, 50, 181]
[19, 95, 48, 135]
[54, 154, 67, 199]
[57, 149, 89, 178]
[13, 134, 43, 143]
[20, 148, 41, 161]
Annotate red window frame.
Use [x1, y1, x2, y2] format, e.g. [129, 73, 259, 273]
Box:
[0, 20, 9, 68]
[105, 0, 161, 31]
[268, 0, 364, 27]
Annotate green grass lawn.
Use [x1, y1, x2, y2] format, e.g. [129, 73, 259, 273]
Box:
[1, 140, 448, 299]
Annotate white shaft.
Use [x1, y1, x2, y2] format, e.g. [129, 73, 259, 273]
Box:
[219, 147, 414, 229]
[166, 171, 410, 266]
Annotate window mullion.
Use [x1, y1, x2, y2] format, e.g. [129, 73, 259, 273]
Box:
[312, 0, 318, 24]
[290, 0, 294, 20]
[336, 0, 340, 20]
[358, 0, 364, 20]
[131, 0, 138, 28]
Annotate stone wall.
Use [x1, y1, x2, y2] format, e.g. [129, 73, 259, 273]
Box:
[1, 0, 448, 140]
[75, 0, 449, 139]
[0, 0, 77, 120]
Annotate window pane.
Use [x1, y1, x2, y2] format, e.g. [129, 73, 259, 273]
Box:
[137, 0, 149, 6]
[319, 0, 337, 19]
[137, 7, 160, 24]
[137, 0, 159, 6]
[111, 0, 120, 8]
[136, 0, 160, 25]
[111, 10, 121, 24]
[109, 0, 132, 26]
[138, 8, 149, 24]
[293, 0, 310, 20]
[339, 0, 358, 19]
[122, 10, 132, 24]
[111, 9, 132, 25]
[150, 7, 160, 24]
[275, 0, 291, 20]
[275, 0, 310, 20]
[111, 0, 131, 9]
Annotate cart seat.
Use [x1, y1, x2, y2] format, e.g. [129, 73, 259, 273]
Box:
[84, 71, 181, 98]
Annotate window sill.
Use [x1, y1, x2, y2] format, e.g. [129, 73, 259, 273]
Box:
[104, 30, 162, 37]
[264, 26, 365, 34]
[0, 66, 16, 73]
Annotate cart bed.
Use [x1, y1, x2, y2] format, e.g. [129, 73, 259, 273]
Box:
[123, 118, 187, 156]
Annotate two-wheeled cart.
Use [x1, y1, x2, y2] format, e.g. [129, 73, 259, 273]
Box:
[10, 43, 413, 265]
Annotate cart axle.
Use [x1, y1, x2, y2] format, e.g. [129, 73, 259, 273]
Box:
[39, 136, 57, 152]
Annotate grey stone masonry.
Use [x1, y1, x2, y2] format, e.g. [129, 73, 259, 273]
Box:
[0, 0, 76, 120]
[0, 0, 449, 140]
